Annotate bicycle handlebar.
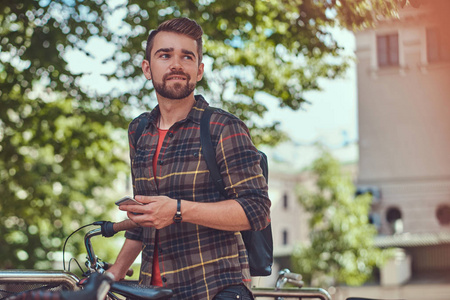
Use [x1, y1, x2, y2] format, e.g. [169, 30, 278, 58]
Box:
[276, 269, 304, 289]
[85, 220, 139, 275]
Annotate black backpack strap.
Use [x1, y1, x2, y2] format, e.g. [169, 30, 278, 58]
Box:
[133, 116, 149, 149]
[200, 106, 228, 198]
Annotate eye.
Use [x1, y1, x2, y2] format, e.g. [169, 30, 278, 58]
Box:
[184, 55, 194, 60]
[160, 54, 170, 59]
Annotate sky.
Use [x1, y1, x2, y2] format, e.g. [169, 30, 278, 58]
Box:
[257, 27, 359, 171]
[265, 28, 357, 146]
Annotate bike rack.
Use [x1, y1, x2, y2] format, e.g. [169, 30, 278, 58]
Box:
[0, 270, 80, 294]
[252, 287, 332, 300]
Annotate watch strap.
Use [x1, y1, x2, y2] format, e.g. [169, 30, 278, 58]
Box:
[173, 199, 182, 223]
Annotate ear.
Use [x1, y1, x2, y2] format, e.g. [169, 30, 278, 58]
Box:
[142, 59, 152, 80]
[196, 63, 204, 82]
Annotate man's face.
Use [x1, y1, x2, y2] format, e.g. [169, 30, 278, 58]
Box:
[142, 31, 204, 100]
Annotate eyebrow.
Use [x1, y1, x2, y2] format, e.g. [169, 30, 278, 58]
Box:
[181, 49, 196, 58]
[154, 47, 196, 59]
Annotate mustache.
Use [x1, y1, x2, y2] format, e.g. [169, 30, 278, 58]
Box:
[163, 71, 191, 81]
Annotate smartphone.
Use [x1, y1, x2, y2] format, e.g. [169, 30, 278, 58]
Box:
[115, 196, 144, 206]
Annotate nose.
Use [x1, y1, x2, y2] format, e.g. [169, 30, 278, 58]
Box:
[170, 56, 183, 71]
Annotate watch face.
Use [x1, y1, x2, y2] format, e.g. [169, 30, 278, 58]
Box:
[173, 213, 182, 223]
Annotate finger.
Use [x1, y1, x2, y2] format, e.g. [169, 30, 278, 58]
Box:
[127, 211, 145, 221]
[135, 195, 154, 203]
[119, 204, 145, 214]
[127, 212, 153, 227]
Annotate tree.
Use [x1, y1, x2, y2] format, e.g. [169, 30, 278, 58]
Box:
[1, 1, 130, 268]
[0, 91, 129, 269]
[1, 0, 405, 269]
[292, 151, 389, 287]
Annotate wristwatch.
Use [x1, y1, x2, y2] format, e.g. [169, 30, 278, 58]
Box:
[173, 199, 182, 223]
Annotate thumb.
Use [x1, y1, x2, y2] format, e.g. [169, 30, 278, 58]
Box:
[135, 195, 153, 204]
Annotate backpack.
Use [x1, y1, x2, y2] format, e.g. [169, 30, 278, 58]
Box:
[200, 106, 273, 277]
[132, 107, 273, 276]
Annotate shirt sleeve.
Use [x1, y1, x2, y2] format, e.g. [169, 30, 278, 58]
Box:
[215, 118, 271, 231]
[125, 119, 143, 241]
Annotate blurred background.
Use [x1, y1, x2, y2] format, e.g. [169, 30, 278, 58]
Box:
[1, 0, 449, 299]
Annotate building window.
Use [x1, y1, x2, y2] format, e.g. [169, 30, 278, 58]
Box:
[377, 33, 399, 67]
[356, 186, 381, 204]
[283, 193, 288, 209]
[426, 27, 450, 63]
[282, 229, 288, 245]
[436, 204, 450, 225]
[386, 206, 403, 234]
[369, 212, 381, 232]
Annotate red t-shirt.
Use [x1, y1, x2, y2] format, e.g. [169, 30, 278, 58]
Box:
[150, 128, 168, 287]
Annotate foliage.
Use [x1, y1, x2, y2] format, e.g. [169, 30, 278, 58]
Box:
[0, 90, 129, 268]
[1, 0, 404, 269]
[292, 151, 388, 287]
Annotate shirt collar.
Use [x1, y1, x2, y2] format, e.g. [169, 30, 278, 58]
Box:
[187, 94, 209, 125]
[146, 94, 209, 128]
[149, 94, 209, 122]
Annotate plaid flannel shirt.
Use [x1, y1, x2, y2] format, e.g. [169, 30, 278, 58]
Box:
[125, 95, 271, 299]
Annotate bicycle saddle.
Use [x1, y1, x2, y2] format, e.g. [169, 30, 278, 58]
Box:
[111, 281, 173, 300]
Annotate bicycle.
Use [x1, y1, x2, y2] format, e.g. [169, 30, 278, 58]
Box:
[3, 272, 113, 300]
[0, 219, 173, 300]
[1, 220, 393, 300]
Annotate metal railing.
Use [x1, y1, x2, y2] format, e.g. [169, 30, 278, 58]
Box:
[0, 270, 79, 290]
[253, 287, 332, 300]
[252, 269, 332, 300]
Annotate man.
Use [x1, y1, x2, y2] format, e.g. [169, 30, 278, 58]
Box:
[107, 18, 270, 300]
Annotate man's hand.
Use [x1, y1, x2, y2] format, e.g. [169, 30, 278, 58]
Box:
[106, 238, 142, 281]
[119, 195, 177, 229]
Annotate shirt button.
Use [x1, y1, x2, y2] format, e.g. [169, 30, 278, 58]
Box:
[158, 160, 163, 165]
[168, 132, 174, 138]
[193, 152, 199, 158]
[162, 277, 167, 282]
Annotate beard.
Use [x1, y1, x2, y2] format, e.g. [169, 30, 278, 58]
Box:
[152, 71, 196, 100]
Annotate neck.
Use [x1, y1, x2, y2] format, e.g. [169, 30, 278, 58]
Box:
[157, 94, 196, 130]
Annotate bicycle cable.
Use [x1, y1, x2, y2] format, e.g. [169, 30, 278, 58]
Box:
[68, 257, 84, 273]
[62, 221, 106, 271]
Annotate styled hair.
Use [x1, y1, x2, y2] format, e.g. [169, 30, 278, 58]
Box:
[145, 18, 203, 65]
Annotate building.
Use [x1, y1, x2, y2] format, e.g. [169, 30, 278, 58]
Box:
[345, 0, 450, 298]
[256, 141, 358, 288]
[264, 1, 450, 299]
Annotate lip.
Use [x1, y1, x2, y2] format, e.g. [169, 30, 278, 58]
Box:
[166, 75, 186, 81]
